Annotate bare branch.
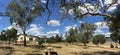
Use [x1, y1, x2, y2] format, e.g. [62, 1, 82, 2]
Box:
[75, 12, 112, 19]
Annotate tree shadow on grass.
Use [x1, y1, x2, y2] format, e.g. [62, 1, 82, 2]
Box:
[72, 51, 120, 55]
[92, 51, 120, 55]
[27, 45, 45, 50]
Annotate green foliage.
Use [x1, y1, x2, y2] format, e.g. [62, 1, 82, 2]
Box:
[78, 23, 96, 46]
[6, 0, 44, 46]
[41, 35, 63, 43]
[0, 30, 8, 41]
[39, 36, 48, 45]
[65, 23, 96, 45]
[66, 28, 78, 43]
[105, 10, 120, 44]
[6, 28, 18, 44]
[92, 34, 106, 46]
[78, 33, 89, 44]
[55, 34, 63, 42]
[0, 28, 17, 44]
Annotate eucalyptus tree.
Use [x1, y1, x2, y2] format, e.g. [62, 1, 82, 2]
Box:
[58, 0, 119, 45]
[66, 28, 78, 43]
[6, 28, 17, 44]
[0, 30, 7, 41]
[6, 0, 44, 46]
[105, 10, 120, 48]
[59, 0, 119, 19]
[79, 23, 96, 46]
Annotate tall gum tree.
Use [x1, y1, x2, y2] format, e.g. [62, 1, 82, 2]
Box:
[6, 0, 44, 47]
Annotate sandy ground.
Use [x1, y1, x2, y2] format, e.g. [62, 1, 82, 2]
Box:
[0, 43, 119, 55]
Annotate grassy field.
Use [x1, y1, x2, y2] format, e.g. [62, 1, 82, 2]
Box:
[0, 43, 119, 55]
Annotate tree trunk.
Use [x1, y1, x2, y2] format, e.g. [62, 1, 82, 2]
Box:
[115, 43, 118, 48]
[83, 42, 86, 46]
[23, 29, 27, 47]
[97, 43, 99, 47]
[8, 38, 11, 44]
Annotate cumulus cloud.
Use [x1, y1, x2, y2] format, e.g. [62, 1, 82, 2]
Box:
[6, 26, 13, 29]
[4, 25, 22, 35]
[79, 21, 85, 23]
[95, 22, 108, 29]
[27, 24, 45, 37]
[64, 24, 77, 32]
[4, 23, 19, 30]
[78, 6, 87, 14]
[47, 20, 60, 26]
[41, 0, 47, 3]
[105, 32, 111, 37]
[118, 0, 120, 4]
[104, 0, 113, 5]
[77, 3, 101, 14]
[73, 24, 77, 27]
[94, 29, 103, 33]
[107, 4, 117, 12]
[47, 29, 60, 36]
[68, 9, 73, 14]
[104, 0, 118, 12]
[94, 22, 110, 37]
[64, 26, 73, 32]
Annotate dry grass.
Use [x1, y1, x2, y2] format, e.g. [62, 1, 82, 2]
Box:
[0, 43, 119, 55]
[46, 43, 120, 55]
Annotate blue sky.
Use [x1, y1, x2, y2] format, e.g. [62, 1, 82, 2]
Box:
[0, 0, 119, 37]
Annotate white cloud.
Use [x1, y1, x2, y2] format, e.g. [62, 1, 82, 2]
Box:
[64, 26, 73, 32]
[95, 22, 108, 29]
[4, 25, 22, 35]
[47, 29, 60, 36]
[104, 0, 118, 12]
[118, 0, 120, 4]
[30, 24, 37, 27]
[41, 0, 47, 3]
[104, 0, 119, 5]
[6, 26, 13, 29]
[27, 24, 45, 37]
[81, 3, 100, 13]
[105, 32, 111, 37]
[79, 21, 84, 23]
[73, 24, 77, 27]
[78, 6, 88, 14]
[100, 0, 104, 7]
[94, 29, 103, 33]
[104, 0, 113, 5]
[64, 24, 77, 32]
[5, 23, 19, 30]
[47, 20, 60, 26]
[94, 22, 110, 37]
[107, 4, 117, 12]
[16, 28, 23, 35]
[68, 9, 73, 14]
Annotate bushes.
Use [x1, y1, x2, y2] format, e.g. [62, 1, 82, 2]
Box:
[92, 34, 106, 46]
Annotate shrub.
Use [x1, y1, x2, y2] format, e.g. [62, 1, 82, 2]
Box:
[92, 34, 106, 46]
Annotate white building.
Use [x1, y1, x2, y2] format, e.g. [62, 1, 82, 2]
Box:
[17, 34, 39, 45]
